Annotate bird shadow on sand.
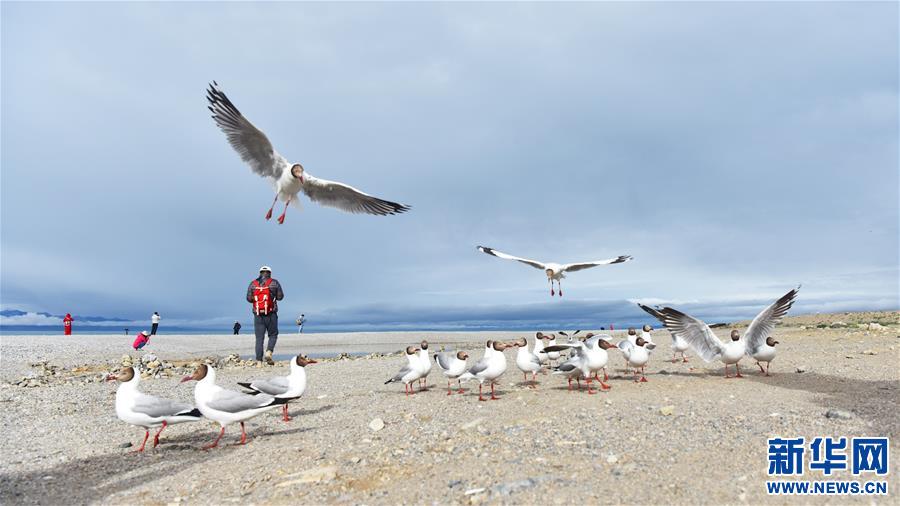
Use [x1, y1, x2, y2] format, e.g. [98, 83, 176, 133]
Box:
[290, 403, 335, 417]
[0, 416, 328, 505]
[742, 371, 900, 437]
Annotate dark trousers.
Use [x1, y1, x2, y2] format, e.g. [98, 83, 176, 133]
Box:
[254, 313, 278, 360]
[150, 323, 158, 335]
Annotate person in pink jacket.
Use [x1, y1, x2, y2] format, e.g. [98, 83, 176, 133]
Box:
[132, 331, 150, 350]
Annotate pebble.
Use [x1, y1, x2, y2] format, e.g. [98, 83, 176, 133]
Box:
[659, 405, 675, 416]
[368, 418, 385, 431]
[606, 454, 618, 464]
[825, 409, 853, 420]
[795, 366, 808, 373]
[119, 442, 132, 448]
[860, 350, 877, 355]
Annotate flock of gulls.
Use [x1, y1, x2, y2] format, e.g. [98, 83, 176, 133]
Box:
[107, 83, 801, 451]
[386, 285, 799, 398]
[111, 287, 798, 450]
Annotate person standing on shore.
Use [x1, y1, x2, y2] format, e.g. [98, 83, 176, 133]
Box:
[296, 314, 306, 334]
[150, 312, 160, 335]
[63, 313, 73, 335]
[233, 321, 241, 335]
[246, 266, 284, 365]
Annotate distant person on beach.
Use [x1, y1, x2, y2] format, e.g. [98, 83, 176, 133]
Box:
[151, 312, 160, 335]
[132, 330, 150, 350]
[63, 313, 73, 335]
[233, 321, 241, 335]
[246, 265, 284, 365]
[296, 314, 306, 334]
[124, 328, 129, 335]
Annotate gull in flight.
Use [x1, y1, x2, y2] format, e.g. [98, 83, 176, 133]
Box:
[653, 286, 800, 378]
[206, 82, 411, 223]
[476, 246, 632, 296]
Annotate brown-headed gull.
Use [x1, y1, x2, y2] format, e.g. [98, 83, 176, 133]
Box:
[638, 304, 691, 363]
[752, 336, 779, 376]
[617, 336, 656, 382]
[181, 364, 285, 449]
[433, 350, 469, 395]
[237, 354, 317, 422]
[207, 82, 411, 224]
[108, 366, 202, 452]
[384, 346, 424, 396]
[458, 341, 511, 401]
[546, 334, 615, 392]
[414, 340, 432, 391]
[512, 337, 542, 388]
[654, 286, 799, 378]
[476, 246, 632, 296]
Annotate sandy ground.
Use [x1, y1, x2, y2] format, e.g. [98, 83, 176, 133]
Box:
[0, 312, 898, 505]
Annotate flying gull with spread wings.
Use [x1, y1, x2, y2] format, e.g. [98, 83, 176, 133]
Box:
[476, 246, 632, 296]
[206, 82, 411, 223]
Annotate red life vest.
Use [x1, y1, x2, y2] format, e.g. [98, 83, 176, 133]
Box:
[252, 278, 276, 315]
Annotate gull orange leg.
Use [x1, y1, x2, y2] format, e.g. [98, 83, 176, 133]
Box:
[203, 426, 226, 450]
[447, 380, 452, 396]
[585, 377, 597, 394]
[282, 403, 292, 422]
[276, 197, 291, 224]
[724, 364, 732, 378]
[765, 362, 771, 376]
[757, 362, 766, 374]
[490, 382, 499, 400]
[478, 384, 487, 401]
[457, 380, 465, 394]
[265, 194, 278, 220]
[735, 363, 743, 378]
[133, 430, 150, 453]
[640, 366, 648, 382]
[234, 421, 248, 445]
[152, 421, 168, 448]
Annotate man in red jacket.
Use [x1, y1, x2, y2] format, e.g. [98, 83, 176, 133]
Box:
[246, 266, 284, 365]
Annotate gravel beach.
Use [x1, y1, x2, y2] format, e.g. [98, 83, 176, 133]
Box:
[1, 311, 898, 505]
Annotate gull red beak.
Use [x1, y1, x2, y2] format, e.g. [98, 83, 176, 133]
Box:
[180, 375, 193, 383]
[105, 374, 117, 382]
[307, 359, 318, 364]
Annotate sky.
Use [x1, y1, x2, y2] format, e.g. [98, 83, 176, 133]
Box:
[1, 2, 897, 332]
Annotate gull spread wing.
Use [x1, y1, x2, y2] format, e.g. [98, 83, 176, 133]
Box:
[207, 389, 276, 413]
[656, 307, 725, 362]
[561, 255, 632, 272]
[434, 352, 453, 371]
[744, 286, 800, 356]
[206, 82, 289, 179]
[301, 175, 410, 216]
[476, 246, 546, 270]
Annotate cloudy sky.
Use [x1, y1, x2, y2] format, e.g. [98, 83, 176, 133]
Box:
[2, 2, 897, 331]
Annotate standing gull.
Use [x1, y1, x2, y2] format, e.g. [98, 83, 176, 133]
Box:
[206, 82, 411, 223]
[476, 246, 631, 296]
[237, 354, 317, 422]
[434, 351, 469, 395]
[109, 366, 202, 452]
[181, 364, 285, 449]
